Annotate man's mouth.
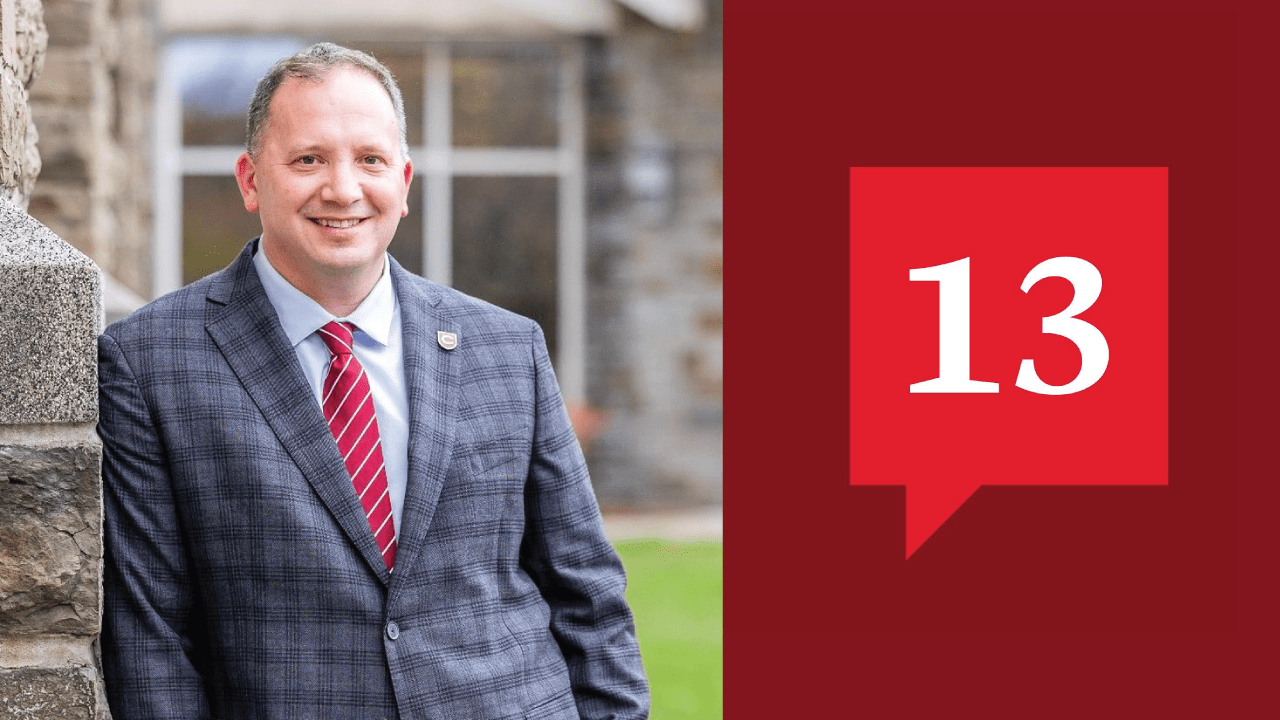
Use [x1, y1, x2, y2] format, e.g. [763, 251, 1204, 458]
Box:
[311, 218, 365, 229]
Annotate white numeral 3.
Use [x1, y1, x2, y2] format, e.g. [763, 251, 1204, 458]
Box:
[1014, 256, 1109, 395]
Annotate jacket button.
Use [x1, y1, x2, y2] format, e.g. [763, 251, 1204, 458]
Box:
[386, 621, 400, 640]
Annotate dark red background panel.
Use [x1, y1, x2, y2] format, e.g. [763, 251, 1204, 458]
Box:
[726, 4, 1272, 717]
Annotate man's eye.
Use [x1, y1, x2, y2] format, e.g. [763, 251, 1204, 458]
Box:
[298, 156, 317, 165]
[362, 156, 382, 165]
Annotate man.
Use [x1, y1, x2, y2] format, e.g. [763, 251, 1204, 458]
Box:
[98, 42, 648, 719]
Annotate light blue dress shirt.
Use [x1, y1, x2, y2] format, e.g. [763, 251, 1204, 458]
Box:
[252, 247, 410, 535]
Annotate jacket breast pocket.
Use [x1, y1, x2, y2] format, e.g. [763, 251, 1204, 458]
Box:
[430, 430, 531, 546]
[464, 431, 531, 477]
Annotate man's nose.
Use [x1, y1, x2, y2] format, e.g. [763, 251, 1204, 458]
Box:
[320, 162, 362, 205]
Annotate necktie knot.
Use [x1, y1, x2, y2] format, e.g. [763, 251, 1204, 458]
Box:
[318, 321, 356, 357]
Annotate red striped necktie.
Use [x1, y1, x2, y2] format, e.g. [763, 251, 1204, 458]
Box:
[318, 321, 397, 570]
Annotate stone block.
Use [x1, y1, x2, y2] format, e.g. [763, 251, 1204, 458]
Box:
[0, 667, 99, 719]
[42, 0, 94, 48]
[27, 49, 93, 106]
[13, 0, 49, 87]
[0, 198, 101, 424]
[0, 0, 46, 209]
[29, 185, 92, 235]
[0, 439, 102, 636]
[30, 104, 94, 185]
[0, 70, 27, 197]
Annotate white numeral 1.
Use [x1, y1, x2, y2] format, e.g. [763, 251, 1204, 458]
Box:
[909, 257, 1000, 393]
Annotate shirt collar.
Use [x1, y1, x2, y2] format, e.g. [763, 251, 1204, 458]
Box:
[252, 243, 396, 348]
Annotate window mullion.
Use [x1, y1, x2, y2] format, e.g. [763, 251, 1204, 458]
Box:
[424, 42, 452, 286]
[556, 41, 587, 402]
[153, 43, 184, 298]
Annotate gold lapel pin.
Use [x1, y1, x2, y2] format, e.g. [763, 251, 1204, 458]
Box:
[437, 331, 458, 350]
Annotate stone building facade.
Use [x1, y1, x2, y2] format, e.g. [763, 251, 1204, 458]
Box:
[584, 2, 722, 506]
[1, 0, 109, 716]
[28, 0, 154, 314]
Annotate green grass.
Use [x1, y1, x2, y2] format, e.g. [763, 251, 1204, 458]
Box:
[616, 539, 723, 719]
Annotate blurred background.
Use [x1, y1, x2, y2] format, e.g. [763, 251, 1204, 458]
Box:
[27, 0, 721, 715]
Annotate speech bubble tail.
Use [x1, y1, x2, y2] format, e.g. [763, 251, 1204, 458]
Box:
[905, 483, 980, 559]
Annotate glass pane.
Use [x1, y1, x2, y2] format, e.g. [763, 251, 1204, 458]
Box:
[182, 176, 264, 284]
[452, 46, 559, 147]
[346, 43, 424, 148]
[177, 38, 422, 149]
[452, 176, 558, 355]
[386, 183, 424, 276]
[175, 36, 307, 147]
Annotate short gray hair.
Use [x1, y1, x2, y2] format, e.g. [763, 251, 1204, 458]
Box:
[245, 42, 409, 160]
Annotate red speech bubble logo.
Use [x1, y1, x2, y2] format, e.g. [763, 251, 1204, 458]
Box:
[850, 167, 1168, 558]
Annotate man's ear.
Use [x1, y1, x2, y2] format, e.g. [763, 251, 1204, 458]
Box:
[400, 158, 414, 218]
[235, 153, 260, 213]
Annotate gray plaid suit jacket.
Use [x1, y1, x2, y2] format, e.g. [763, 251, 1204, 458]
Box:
[98, 241, 648, 719]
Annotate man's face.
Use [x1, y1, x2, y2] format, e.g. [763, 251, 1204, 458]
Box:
[235, 66, 412, 295]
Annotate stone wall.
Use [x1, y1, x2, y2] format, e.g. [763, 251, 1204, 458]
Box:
[585, 0, 723, 507]
[0, 1, 109, 715]
[0, 192, 108, 720]
[29, 0, 155, 300]
[1, 0, 47, 209]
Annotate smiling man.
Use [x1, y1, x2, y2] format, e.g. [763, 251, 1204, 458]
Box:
[97, 43, 648, 719]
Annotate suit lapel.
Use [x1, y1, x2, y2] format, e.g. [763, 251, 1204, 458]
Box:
[386, 260, 460, 589]
[203, 242, 393, 583]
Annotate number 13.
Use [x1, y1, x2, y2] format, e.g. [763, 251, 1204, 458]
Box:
[909, 256, 1110, 396]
